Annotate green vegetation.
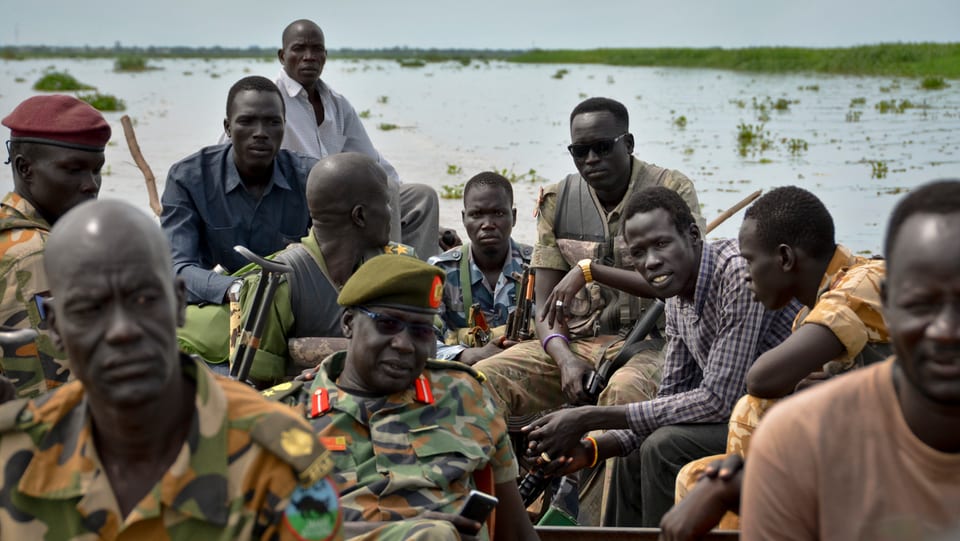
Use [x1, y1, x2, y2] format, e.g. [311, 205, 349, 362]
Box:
[875, 99, 922, 114]
[672, 115, 688, 128]
[552, 68, 569, 79]
[377, 123, 399, 131]
[798, 84, 820, 91]
[77, 92, 126, 111]
[377, 95, 389, 105]
[870, 160, 889, 179]
[736, 123, 774, 157]
[446, 164, 463, 176]
[783, 137, 808, 156]
[397, 58, 426, 68]
[14, 77, 25, 83]
[358, 109, 371, 119]
[32, 71, 94, 91]
[511, 43, 960, 78]
[492, 167, 544, 184]
[4, 43, 959, 78]
[849, 97, 867, 107]
[846, 110, 863, 122]
[919, 76, 949, 89]
[114, 55, 158, 72]
[440, 183, 464, 199]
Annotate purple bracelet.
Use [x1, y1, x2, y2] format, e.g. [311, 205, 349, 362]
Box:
[541, 333, 570, 350]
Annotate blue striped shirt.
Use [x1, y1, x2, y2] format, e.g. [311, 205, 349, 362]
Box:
[610, 238, 801, 453]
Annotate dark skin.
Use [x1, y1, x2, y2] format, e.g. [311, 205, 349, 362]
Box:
[737, 218, 845, 398]
[526, 209, 702, 470]
[531, 109, 636, 404]
[44, 201, 192, 518]
[286, 153, 393, 371]
[336, 305, 538, 540]
[11, 142, 103, 225]
[659, 454, 744, 541]
[223, 89, 286, 201]
[456, 184, 520, 366]
[278, 20, 327, 127]
[883, 211, 960, 453]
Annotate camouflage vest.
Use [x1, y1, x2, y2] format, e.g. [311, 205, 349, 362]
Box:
[275, 244, 343, 339]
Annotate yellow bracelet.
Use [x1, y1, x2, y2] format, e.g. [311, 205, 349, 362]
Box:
[585, 436, 599, 468]
[578, 258, 593, 283]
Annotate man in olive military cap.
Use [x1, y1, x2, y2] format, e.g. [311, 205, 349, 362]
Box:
[285, 254, 539, 540]
[0, 94, 110, 398]
[0, 200, 343, 540]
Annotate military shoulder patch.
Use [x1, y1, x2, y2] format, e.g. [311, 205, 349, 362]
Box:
[261, 380, 303, 404]
[283, 478, 342, 541]
[250, 411, 334, 486]
[425, 358, 485, 383]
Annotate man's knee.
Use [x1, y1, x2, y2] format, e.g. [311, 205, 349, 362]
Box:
[597, 363, 659, 406]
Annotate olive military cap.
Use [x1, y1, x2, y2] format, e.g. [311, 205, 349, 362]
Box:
[338, 254, 445, 314]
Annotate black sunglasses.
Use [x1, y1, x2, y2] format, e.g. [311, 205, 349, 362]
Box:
[567, 133, 628, 160]
[357, 307, 436, 340]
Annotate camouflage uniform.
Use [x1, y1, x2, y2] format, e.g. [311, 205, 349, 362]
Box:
[289, 352, 516, 541]
[427, 239, 533, 360]
[0, 355, 342, 541]
[177, 230, 414, 383]
[674, 245, 890, 529]
[0, 192, 69, 398]
[474, 156, 705, 416]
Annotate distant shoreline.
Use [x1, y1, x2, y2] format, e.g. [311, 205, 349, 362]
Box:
[3, 42, 958, 78]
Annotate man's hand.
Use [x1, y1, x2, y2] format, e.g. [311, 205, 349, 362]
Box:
[420, 510, 482, 540]
[557, 354, 593, 405]
[540, 267, 587, 328]
[659, 454, 744, 541]
[531, 438, 593, 477]
[457, 340, 507, 366]
[522, 407, 590, 462]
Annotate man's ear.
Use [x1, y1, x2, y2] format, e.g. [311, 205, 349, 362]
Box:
[43, 298, 63, 352]
[341, 309, 355, 338]
[13, 154, 32, 182]
[624, 132, 635, 154]
[174, 278, 187, 328]
[223, 116, 232, 139]
[880, 278, 888, 309]
[687, 223, 702, 245]
[277, 47, 285, 65]
[351, 205, 365, 228]
[511, 207, 517, 227]
[777, 244, 797, 272]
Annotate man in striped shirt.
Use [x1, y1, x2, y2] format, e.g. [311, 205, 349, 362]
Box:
[524, 187, 799, 526]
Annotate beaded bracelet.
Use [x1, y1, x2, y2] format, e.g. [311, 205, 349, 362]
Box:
[585, 436, 599, 468]
[541, 333, 570, 350]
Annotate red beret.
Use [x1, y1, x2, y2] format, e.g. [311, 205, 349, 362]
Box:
[2, 94, 111, 151]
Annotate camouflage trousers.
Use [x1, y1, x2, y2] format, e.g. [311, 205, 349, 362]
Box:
[349, 519, 467, 541]
[674, 394, 780, 530]
[473, 336, 663, 419]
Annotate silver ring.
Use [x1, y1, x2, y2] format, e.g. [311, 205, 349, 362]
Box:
[555, 300, 564, 307]
[540, 451, 552, 463]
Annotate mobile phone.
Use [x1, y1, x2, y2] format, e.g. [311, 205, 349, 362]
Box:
[457, 489, 499, 525]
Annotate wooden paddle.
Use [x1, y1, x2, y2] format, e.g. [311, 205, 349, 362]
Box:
[119, 115, 162, 217]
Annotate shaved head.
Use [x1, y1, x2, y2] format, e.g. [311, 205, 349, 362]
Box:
[306, 153, 391, 246]
[282, 19, 323, 48]
[45, 200, 173, 288]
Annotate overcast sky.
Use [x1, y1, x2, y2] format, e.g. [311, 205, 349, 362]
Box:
[3, 0, 958, 50]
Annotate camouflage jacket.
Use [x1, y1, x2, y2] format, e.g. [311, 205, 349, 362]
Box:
[0, 355, 342, 541]
[291, 352, 516, 541]
[427, 239, 532, 360]
[0, 192, 69, 398]
[794, 244, 890, 372]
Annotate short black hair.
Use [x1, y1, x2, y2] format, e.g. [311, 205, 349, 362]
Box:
[463, 171, 514, 206]
[744, 186, 835, 260]
[225, 76, 285, 118]
[623, 186, 695, 236]
[570, 97, 629, 132]
[884, 179, 960, 261]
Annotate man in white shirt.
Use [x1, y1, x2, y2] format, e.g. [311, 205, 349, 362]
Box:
[276, 19, 441, 259]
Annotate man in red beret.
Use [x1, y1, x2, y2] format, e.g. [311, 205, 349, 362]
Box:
[0, 94, 110, 398]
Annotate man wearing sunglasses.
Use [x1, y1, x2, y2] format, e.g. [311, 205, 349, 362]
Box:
[475, 96, 705, 421]
[274, 254, 539, 540]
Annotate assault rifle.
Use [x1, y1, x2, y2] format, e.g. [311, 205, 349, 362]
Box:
[466, 303, 492, 347]
[584, 298, 666, 402]
[229, 245, 292, 386]
[505, 266, 535, 341]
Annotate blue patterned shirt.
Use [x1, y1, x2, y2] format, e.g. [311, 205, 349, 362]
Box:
[428, 240, 532, 360]
[610, 238, 801, 453]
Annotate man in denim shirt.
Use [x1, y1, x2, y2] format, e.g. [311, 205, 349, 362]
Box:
[161, 75, 318, 305]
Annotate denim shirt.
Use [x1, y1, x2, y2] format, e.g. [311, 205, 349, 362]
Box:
[160, 144, 317, 304]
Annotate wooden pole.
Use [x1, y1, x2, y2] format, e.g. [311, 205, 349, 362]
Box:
[119, 115, 162, 217]
[706, 189, 762, 233]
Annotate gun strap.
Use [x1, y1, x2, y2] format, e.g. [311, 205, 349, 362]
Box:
[460, 243, 472, 322]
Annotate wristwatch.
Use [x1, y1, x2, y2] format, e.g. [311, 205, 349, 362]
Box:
[577, 258, 593, 283]
[227, 279, 244, 303]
